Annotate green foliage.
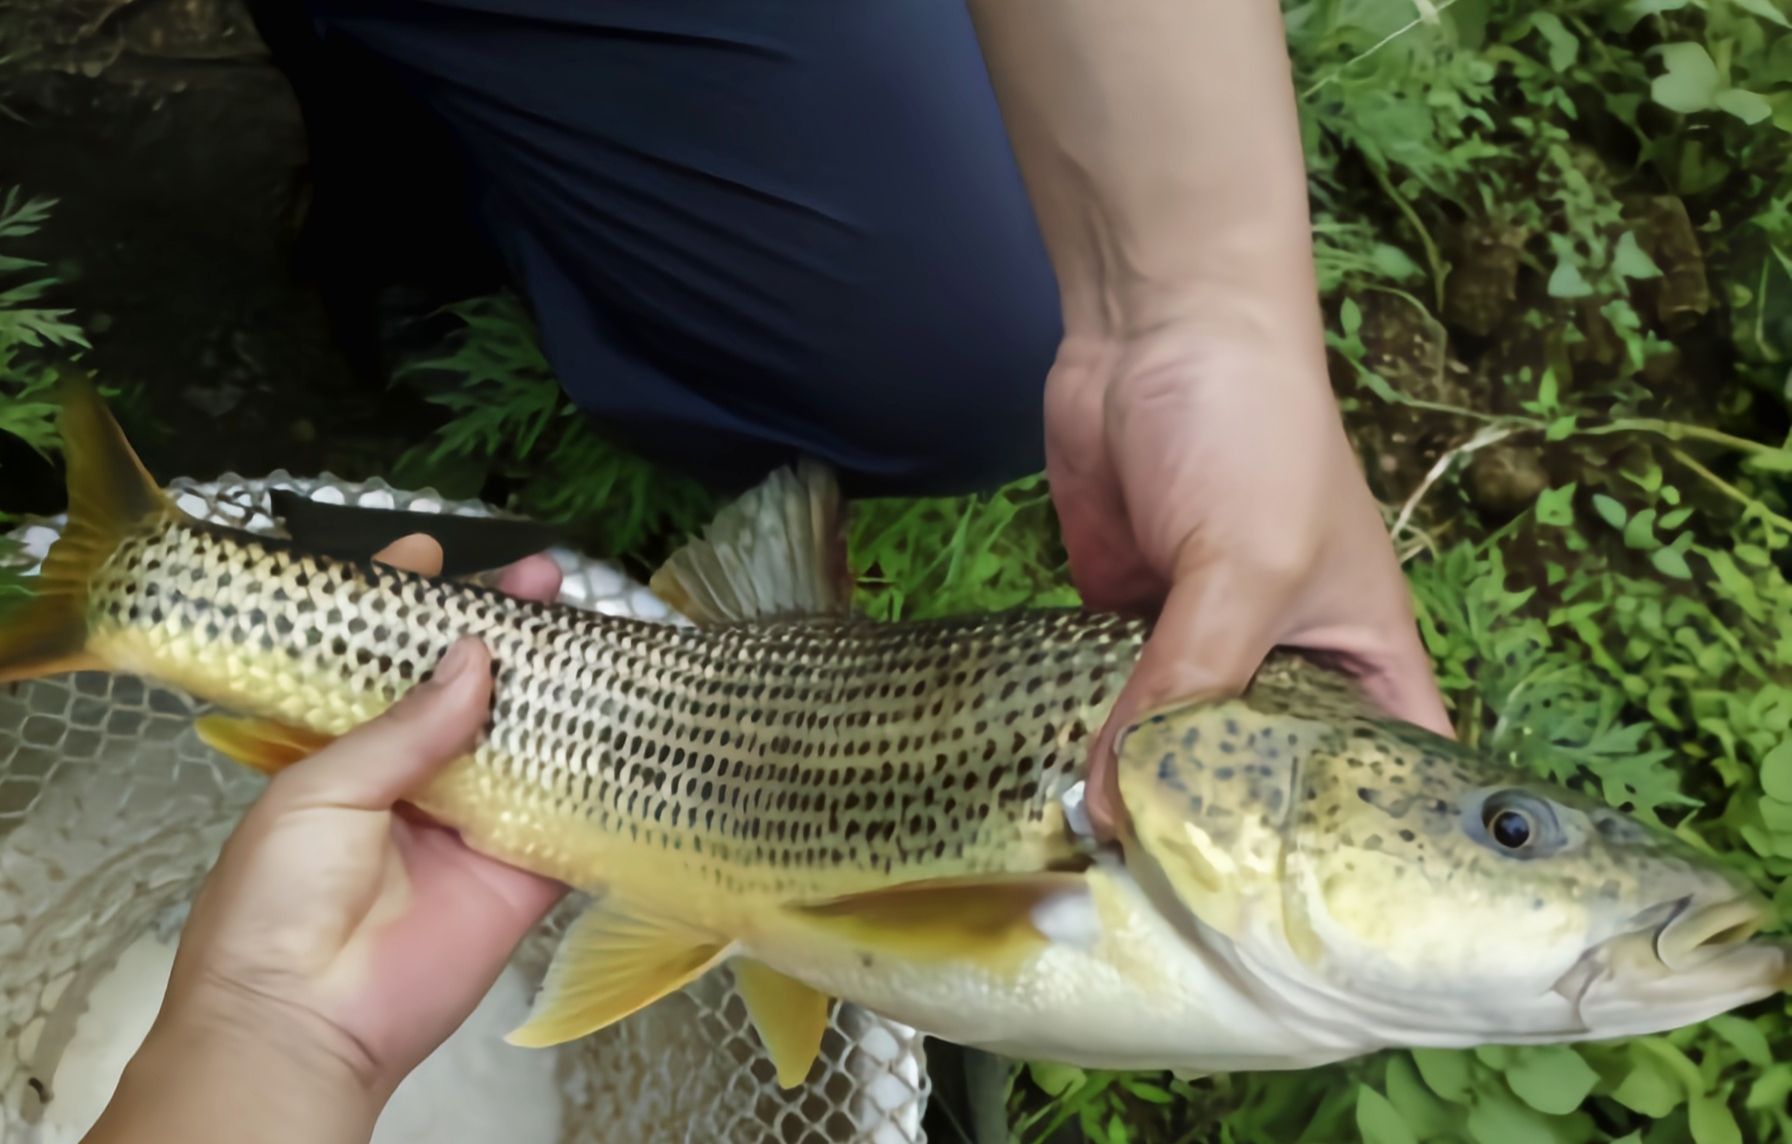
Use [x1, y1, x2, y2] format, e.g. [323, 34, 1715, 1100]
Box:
[849, 475, 1079, 621]
[0, 188, 88, 599]
[0, 187, 84, 465]
[390, 292, 716, 559]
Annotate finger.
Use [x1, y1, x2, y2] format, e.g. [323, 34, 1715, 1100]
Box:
[495, 553, 563, 603]
[374, 533, 445, 577]
[272, 637, 493, 813]
[1287, 612, 1455, 740]
[1084, 565, 1278, 839]
[366, 825, 567, 1056]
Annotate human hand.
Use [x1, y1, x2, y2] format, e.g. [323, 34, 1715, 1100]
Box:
[90, 542, 568, 1144]
[1047, 321, 1454, 839]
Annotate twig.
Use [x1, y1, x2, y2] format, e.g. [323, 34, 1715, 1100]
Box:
[1665, 447, 1792, 534]
[1300, 0, 1463, 100]
[1366, 162, 1450, 311]
[1391, 422, 1519, 540]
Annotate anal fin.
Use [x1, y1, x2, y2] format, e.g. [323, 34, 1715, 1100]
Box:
[730, 960, 833, 1089]
[506, 899, 730, 1048]
[195, 715, 337, 775]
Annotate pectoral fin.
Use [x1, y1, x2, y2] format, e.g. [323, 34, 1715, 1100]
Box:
[506, 900, 730, 1048]
[792, 873, 1087, 968]
[195, 715, 337, 775]
[730, 960, 833, 1089]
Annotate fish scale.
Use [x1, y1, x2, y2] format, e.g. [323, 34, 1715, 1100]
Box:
[83, 515, 1143, 900]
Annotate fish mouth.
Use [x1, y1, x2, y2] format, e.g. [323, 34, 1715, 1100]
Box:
[1654, 894, 1768, 970]
[1556, 892, 1790, 1037]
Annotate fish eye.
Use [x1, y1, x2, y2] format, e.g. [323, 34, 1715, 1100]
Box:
[1471, 791, 1564, 859]
[1487, 807, 1533, 850]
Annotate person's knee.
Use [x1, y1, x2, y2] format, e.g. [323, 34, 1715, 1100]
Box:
[827, 299, 1058, 500]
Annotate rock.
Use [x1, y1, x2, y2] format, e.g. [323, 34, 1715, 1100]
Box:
[1468, 443, 1550, 518]
[1441, 214, 1532, 338]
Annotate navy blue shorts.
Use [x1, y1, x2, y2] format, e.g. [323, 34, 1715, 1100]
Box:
[261, 0, 1061, 497]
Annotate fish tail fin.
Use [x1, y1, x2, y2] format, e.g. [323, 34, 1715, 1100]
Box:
[0, 373, 171, 683]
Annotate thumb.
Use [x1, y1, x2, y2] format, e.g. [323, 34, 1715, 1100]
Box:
[272, 637, 494, 813]
[1084, 567, 1276, 839]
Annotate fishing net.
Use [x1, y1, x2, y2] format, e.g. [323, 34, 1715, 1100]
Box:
[0, 473, 930, 1144]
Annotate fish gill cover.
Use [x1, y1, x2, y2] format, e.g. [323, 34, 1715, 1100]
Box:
[11, 0, 1792, 1138]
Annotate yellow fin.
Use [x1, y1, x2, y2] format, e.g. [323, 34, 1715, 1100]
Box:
[730, 960, 833, 1089]
[505, 900, 730, 1048]
[791, 873, 1087, 967]
[649, 460, 853, 622]
[0, 374, 175, 684]
[195, 715, 337, 776]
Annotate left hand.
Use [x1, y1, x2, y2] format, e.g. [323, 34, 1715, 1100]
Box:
[89, 542, 568, 1143]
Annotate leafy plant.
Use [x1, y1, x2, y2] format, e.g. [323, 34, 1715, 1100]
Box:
[389, 292, 717, 563]
[0, 187, 84, 464]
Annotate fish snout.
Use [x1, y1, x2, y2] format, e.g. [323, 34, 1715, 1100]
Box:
[1654, 892, 1771, 971]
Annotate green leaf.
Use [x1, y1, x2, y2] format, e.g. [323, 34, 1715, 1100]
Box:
[1592, 495, 1628, 529]
[1548, 259, 1594, 299]
[1356, 1085, 1420, 1144]
[1689, 1089, 1741, 1144]
[1624, 508, 1659, 549]
[1706, 1014, 1773, 1068]
[1716, 88, 1774, 124]
[1652, 546, 1694, 580]
[1027, 1060, 1087, 1098]
[1613, 231, 1663, 279]
[1611, 1050, 1686, 1117]
[1652, 43, 1722, 114]
[1759, 738, 1792, 800]
[1465, 1087, 1555, 1144]
[1341, 297, 1364, 336]
[1413, 1049, 1474, 1103]
[1536, 484, 1578, 527]
[1386, 1055, 1458, 1139]
[1730, 0, 1792, 26]
[1529, 11, 1580, 70]
[1740, 447, 1792, 472]
[1505, 1047, 1600, 1115]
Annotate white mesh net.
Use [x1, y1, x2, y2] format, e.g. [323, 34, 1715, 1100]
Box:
[0, 473, 929, 1144]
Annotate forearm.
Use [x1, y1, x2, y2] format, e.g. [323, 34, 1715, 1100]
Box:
[965, 0, 1319, 346]
[82, 1011, 380, 1144]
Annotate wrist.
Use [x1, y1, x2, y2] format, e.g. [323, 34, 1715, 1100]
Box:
[1050, 279, 1335, 409]
[86, 992, 383, 1144]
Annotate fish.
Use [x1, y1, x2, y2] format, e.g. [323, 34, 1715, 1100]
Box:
[0, 468, 930, 1144]
[2, 376, 1787, 1094]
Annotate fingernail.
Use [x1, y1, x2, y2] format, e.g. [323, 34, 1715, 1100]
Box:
[434, 639, 476, 685]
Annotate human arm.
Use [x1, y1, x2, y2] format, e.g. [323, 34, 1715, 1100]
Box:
[963, 0, 1453, 833]
[82, 543, 566, 1144]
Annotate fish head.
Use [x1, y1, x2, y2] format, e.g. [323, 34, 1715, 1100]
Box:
[1113, 673, 1788, 1052]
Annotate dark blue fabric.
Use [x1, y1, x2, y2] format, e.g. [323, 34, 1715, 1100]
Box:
[298, 0, 1061, 497]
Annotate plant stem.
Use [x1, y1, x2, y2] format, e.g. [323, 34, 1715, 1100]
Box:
[1666, 447, 1792, 534]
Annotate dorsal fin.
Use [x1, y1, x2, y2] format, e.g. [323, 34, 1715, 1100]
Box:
[649, 460, 853, 623]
